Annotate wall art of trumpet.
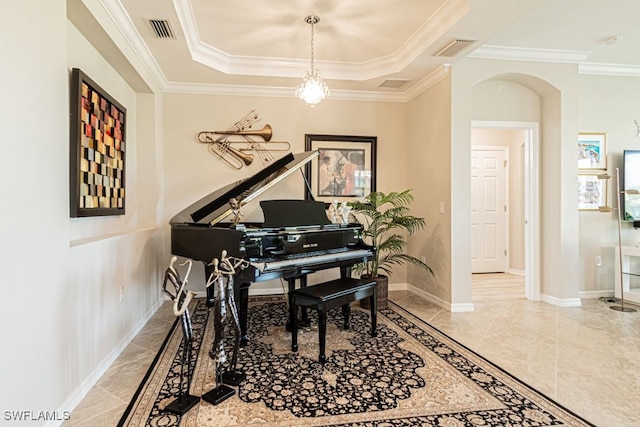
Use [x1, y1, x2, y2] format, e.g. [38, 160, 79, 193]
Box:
[196, 110, 291, 169]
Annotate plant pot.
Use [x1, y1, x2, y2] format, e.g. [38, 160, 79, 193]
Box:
[359, 274, 388, 310]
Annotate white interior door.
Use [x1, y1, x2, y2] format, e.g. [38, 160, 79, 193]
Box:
[471, 148, 507, 273]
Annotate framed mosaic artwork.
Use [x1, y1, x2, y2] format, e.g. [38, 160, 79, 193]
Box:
[69, 68, 126, 217]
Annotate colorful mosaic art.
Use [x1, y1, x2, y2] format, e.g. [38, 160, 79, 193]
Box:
[70, 68, 126, 217]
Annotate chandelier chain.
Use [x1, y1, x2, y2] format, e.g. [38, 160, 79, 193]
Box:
[310, 20, 315, 72]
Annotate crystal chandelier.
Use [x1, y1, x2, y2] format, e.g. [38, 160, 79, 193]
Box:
[296, 15, 330, 106]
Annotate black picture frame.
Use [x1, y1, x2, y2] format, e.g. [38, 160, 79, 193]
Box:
[305, 134, 377, 202]
[69, 68, 126, 217]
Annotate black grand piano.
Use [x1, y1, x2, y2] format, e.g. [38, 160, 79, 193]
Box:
[170, 150, 375, 345]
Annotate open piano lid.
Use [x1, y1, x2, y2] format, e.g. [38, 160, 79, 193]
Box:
[170, 150, 319, 226]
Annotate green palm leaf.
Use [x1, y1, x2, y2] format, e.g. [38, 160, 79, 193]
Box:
[348, 189, 433, 278]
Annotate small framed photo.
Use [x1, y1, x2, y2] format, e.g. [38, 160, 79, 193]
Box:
[578, 173, 607, 210]
[578, 132, 607, 170]
[304, 134, 377, 203]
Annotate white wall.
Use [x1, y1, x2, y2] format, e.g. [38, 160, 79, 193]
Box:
[0, 2, 164, 422]
[578, 74, 640, 296]
[0, 1, 70, 416]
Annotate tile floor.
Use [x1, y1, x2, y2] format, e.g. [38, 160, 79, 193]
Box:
[65, 281, 640, 426]
[472, 272, 525, 301]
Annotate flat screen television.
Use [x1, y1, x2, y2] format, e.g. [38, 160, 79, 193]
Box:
[622, 149, 640, 222]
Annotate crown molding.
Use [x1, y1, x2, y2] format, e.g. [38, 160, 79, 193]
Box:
[468, 44, 590, 63]
[579, 62, 640, 77]
[163, 82, 409, 103]
[163, 65, 452, 103]
[173, 0, 470, 81]
[468, 44, 640, 76]
[405, 64, 451, 101]
[90, 1, 459, 103]
[96, 0, 169, 91]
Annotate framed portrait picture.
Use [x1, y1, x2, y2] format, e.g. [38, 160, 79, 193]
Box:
[578, 173, 606, 210]
[305, 134, 377, 203]
[578, 132, 607, 170]
[69, 68, 126, 217]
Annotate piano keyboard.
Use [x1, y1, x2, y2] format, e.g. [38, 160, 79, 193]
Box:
[251, 248, 373, 273]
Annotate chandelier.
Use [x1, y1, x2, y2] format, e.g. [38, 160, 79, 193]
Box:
[295, 15, 330, 106]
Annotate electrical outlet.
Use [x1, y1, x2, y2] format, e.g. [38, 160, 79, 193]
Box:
[439, 202, 445, 214]
[595, 256, 602, 267]
[120, 285, 124, 302]
[421, 256, 426, 263]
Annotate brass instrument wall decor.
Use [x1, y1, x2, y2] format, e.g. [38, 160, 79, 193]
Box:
[197, 110, 290, 169]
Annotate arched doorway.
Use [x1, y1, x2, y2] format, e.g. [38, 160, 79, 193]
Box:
[471, 120, 540, 301]
[461, 72, 569, 304]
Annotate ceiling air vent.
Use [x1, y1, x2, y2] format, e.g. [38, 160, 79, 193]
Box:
[148, 19, 176, 39]
[379, 79, 411, 89]
[434, 39, 477, 57]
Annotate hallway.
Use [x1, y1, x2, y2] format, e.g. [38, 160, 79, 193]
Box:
[472, 272, 525, 301]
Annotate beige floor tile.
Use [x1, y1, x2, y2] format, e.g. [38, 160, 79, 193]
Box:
[63, 387, 123, 427]
[66, 278, 640, 427]
[68, 403, 127, 427]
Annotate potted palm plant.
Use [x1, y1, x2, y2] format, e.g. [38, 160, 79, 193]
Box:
[348, 189, 433, 309]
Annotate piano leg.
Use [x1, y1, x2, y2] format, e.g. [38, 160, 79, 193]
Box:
[286, 278, 296, 332]
[299, 276, 310, 327]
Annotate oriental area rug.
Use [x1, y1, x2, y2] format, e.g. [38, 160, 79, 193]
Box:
[119, 296, 594, 427]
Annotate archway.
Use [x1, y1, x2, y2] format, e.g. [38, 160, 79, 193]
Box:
[452, 67, 578, 307]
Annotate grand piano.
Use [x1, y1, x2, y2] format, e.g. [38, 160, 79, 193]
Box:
[170, 150, 375, 345]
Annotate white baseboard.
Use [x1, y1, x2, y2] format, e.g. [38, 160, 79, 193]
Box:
[51, 296, 167, 427]
[540, 294, 582, 307]
[578, 290, 615, 299]
[404, 283, 475, 312]
[508, 268, 525, 276]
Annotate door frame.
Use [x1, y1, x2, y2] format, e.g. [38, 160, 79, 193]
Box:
[471, 121, 540, 301]
[471, 145, 509, 273]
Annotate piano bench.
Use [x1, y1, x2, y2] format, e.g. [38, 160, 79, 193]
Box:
[290, 277, 377, 364]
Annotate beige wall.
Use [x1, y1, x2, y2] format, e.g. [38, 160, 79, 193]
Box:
[405, 74, 453, 306]
[162, 93, 409, 289]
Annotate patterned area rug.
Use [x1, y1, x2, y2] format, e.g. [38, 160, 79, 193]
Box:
[119, 296, 594, 426]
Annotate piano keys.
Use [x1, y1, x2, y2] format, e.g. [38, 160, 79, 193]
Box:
[169, 150, 375, 345]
